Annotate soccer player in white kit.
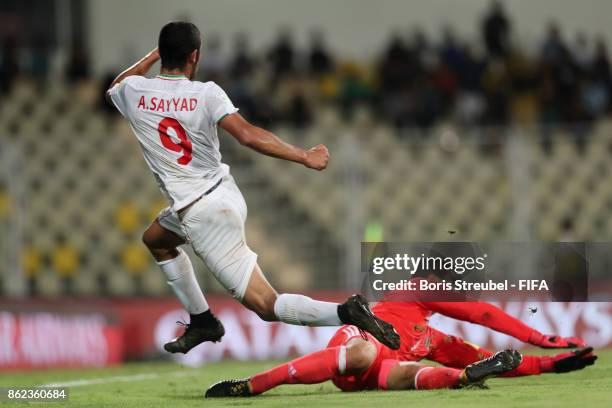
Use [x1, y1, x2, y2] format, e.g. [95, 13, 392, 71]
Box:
[106, 22, 399, 354]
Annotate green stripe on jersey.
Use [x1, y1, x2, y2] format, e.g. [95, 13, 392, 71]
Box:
[158, 73, 187, 79]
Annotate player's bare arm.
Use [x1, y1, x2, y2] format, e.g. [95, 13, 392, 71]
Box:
[104, 48, 160, 104]
[219, 113, 329, 170]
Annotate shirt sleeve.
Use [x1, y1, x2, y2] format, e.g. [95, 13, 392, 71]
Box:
[421, 301, 535, 342]
[204, 82, 239, 124]
[108, 76, 139, 117]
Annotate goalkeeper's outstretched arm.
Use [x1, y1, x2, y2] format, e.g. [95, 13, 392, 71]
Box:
[421, 301, 586, 348]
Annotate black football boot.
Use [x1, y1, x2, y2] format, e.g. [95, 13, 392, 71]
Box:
[205, 379, 254, 398]
[163, 312, 225, 354]
[463, 349, 523, 384]
[337, 294, 400, 350]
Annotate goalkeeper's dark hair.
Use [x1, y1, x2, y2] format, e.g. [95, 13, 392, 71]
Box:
[158, 22, 201, 69]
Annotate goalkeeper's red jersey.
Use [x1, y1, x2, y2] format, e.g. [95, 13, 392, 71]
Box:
[370, 287, 536, 360]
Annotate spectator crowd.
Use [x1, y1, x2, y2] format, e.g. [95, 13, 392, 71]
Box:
[2, 2, 611, 142]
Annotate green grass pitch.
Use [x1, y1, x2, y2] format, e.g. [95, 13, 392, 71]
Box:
[2, 349, 611, 407]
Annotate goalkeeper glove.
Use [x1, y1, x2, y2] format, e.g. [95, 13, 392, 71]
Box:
[541, 347, 597, 373]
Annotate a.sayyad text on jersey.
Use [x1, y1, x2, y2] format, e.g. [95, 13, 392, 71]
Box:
[108, 73, 238, 211]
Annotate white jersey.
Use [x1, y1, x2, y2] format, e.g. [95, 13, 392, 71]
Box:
[109, 74, 238, 211]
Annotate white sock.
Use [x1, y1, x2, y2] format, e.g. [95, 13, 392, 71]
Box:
[158, 248, 209, 315]
[273, 293, 342, 326]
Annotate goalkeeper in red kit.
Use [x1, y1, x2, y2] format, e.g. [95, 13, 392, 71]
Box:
[205, 291, 597, 397]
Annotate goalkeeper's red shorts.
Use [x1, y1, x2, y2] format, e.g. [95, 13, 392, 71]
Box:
[326, 326, 397, 391]
[326, 325, 489, 391]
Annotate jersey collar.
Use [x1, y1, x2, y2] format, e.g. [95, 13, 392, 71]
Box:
[156, 73, 188, 80]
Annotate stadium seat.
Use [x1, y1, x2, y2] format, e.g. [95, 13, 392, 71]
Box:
[22, 247, 42, 278]
[51, 244, 80, 278]
[7, 75, 612, 296]
[114, 203, 142, 234]
[121, 242, 150, 275]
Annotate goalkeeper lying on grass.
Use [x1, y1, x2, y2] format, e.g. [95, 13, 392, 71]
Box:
[206, 286, 597, 397]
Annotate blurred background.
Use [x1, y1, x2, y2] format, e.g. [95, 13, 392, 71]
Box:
[1, 0, 612, 368]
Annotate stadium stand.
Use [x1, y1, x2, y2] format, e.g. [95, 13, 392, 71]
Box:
[2, 5, 612, 296]
[2, 77, 612, 296]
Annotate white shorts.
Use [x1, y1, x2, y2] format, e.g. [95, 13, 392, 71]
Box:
[157, 175, 258, 301]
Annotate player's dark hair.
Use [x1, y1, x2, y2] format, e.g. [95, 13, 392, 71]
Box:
[158, 22, 202, 69]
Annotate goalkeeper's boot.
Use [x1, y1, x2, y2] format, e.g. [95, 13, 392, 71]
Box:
[338, 294, 401, 350]
[163, 315, 225, 354]
[463, 349, 523, 383]
[205, 379, 254, 398]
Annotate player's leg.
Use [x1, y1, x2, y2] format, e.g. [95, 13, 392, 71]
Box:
[380, 349, 523, 391]
[143, 218, 210, 316]
[206, 341, 523, 397]
[240, 263, 399, 349]
[240, 263, 338, 323]
[143, 211, 224, 353]
[182, 176, 399, 349]
[250, 339, 376, 393]
[381, 361, 458, 390]
[206, 338, 378, 397]
[426, 327, 536, 376]
[424, 327, 493, 369]
[425, 328, 597, 377]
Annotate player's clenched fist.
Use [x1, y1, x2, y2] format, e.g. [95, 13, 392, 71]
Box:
[304, 144, 329, 170]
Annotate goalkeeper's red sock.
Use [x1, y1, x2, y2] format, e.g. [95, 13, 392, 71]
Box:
[376, 361, 463, 390]
[414, 366, 463, 389]
[504, 352, 584, 376]
[250, 346, 344, 394]
[539, 355, 557, 373]
[538, 350, 594, 374]
[500, 355, 542, 377]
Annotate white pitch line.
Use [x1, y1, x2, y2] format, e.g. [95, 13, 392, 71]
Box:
[40, 370, 196, 388]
